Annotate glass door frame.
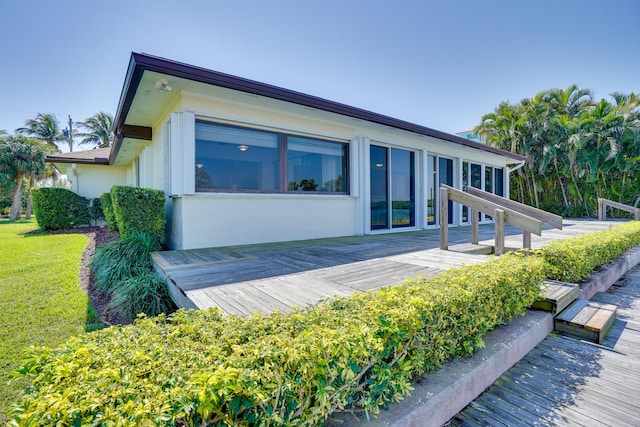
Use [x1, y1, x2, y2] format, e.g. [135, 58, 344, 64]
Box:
[426, 153, 456, 227]
[369, 144, 417, 232]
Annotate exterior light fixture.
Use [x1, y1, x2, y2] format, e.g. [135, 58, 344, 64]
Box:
[196, 163, 204, 168]
[375, 163, 384, 168]
[155, 78, 172, 93]
[238, 145, 249, 152]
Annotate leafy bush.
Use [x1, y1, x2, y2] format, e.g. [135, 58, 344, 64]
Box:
[110, 186, 165, 242]
[537, 221, 640, 282]
[107, 272, 176, 322]
[90, 233, 159, 296]
[31, 187, 90, 230]
[10, 252, 546, 426]
[99, 192, 117, 231]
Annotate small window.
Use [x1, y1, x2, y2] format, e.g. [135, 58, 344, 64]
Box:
[287, 136, 347, 193]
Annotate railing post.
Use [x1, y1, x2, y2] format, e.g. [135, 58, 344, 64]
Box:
[440, 187, 449, 250]
[471, 208, 479, 244]
[598, 198, 604, 221]
[523, 231, 531, 249]
[494, 208, 505, 256]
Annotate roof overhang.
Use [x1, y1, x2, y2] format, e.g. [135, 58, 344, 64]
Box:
[45, 147, 112, 165]
[112, 52, 528, 165]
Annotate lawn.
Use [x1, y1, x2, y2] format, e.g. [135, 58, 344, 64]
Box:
[0, 219, 99, 424]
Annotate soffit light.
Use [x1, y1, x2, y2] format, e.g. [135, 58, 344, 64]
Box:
[238, 145, 249, 152]
[154, 78, 172, 93]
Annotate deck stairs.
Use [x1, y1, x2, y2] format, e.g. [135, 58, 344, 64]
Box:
[533, 280, 617, 344]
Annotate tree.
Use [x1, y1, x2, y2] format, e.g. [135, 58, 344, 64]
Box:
[76, 112, 114, 148]
[0, 135, 46, 220]
[475, 86, 640, 217]
[16, 113, 64, 151]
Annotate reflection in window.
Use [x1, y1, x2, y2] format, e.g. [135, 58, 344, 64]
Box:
[194, 121, 348, 194]
[195, 122, 279, 191]
[287, 136, 347, 193]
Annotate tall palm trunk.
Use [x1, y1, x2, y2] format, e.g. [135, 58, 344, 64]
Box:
[10, 172, 24, 221]
[25, 172, 35, 219]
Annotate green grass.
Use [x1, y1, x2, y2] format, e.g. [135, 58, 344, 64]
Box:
[0, 219, 98, 424]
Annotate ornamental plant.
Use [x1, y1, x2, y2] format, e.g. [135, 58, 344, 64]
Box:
[31, 187, 90, 230]
[10, 252, 546, 426]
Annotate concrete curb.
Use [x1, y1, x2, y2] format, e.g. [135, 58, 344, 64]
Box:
[579, 243, 640, 299]
[327, 311, 553, 427]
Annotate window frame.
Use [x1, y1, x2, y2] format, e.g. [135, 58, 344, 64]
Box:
[194, 119, 349, 195]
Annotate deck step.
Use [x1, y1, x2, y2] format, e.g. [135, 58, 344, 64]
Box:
[532, 280, 580, 314]
[555, 298, 617, 344]
[448, 243, 494, 255]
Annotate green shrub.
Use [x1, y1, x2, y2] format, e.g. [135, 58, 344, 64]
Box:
[107, 272, 177, 322]
[100, 192, 117, 231]
[110, 186, 165, 242]
[537, 221, 640, 282]
[10, 252, 546, 426]
[31, 187, 90, 230]
[90, 233, 159, 296]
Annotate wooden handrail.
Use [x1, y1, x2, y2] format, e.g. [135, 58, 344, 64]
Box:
[466, 186, 563, 230]
[440, 185, 543, 255]
[598, 198, 640, 221]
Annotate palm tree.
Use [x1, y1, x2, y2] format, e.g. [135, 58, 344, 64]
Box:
[0, 135, 46, 220]
[16, 113, 64, 151]
[76, 112, 114, 148]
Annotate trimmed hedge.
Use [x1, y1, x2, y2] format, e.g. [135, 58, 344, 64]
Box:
[9, 222, 640, 425]
[110, 186, 165, 242]
[537, 221, 640, 282]
[10, 252, 546, 426]
[99, 192, 117, 231]
[31, 187, 90, 230]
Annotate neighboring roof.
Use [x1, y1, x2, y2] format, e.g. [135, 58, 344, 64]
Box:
[112, 52, 527, 164]
[46, 147, 111, 164]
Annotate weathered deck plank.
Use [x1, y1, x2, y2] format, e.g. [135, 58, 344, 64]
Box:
[153, 219, 620, 314]
[452, 264, 640, 426]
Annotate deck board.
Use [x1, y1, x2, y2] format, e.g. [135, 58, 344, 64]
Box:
[153, 219, 620, 314]
[451, 263, 640, 426]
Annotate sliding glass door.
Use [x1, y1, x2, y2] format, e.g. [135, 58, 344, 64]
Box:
[426, 154, 454, 226]
[370, 145, 415, 230]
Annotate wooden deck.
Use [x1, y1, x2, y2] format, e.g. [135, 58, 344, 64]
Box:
[153, 219, 619, 315]
[451, 265, 640, 426]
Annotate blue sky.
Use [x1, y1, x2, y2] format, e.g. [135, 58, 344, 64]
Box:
[0, 0, 638, 148]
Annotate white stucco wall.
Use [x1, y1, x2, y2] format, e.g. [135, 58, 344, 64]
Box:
[170, 193, 357, 249]
[67, 164, 127, 199]
[117, 88, 517, 250]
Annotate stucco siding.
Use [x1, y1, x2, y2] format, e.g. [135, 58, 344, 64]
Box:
[68, 164, 127, 199]
[170, 193, 357, 250]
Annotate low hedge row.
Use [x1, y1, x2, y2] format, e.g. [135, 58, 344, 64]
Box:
[31, 187, 90, 230]
[9, 222, 640, 426]
[537, 221, 640, 282]
[10, 253, 546, 426]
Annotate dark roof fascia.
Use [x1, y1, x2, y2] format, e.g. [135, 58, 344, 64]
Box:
[45, 156, 109, 165]
[112, 52, 528, 163]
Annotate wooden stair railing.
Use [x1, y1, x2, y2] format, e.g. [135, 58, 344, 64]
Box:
[597, 198, 640, 221]
[466, 186, 563, 249]
[439, 184, 542, 255]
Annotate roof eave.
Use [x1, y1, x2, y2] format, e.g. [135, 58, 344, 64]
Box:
[112, 52, 528, 163]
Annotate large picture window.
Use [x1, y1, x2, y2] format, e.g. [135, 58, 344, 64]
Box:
[195, 120, 348, 193]
[287, 136, 347, 192]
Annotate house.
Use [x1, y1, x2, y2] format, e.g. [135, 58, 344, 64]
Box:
[48, 52, 526, 250]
